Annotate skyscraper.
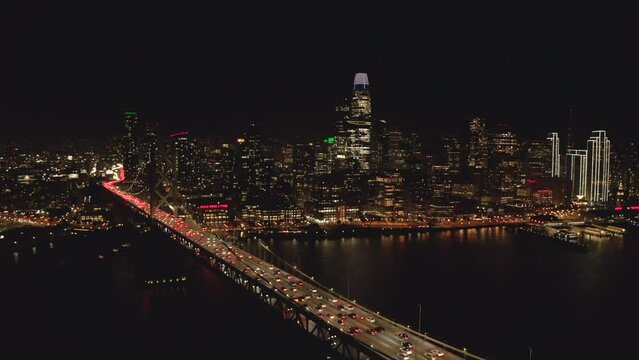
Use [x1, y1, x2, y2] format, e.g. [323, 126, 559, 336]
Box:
[566, 149, 587, 200]
[171, 131, 199, 192]
[441, 135, 462, 175]
[351, 73, 372, 117]
[234, 123, 272, 202]
[547, 132, 560, 177]
[335, 73, 373, 171]
[123, 110, 141, 180]
[586, 130, 611, 204]
[468, 116, 488, 169]
[524, 139, 551, 178]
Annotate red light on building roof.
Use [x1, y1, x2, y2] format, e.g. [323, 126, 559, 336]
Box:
[199, 204, 228, 209]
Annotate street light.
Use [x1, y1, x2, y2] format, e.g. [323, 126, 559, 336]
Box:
[417, 303, 422, 333]
[526, 346, 533, 360]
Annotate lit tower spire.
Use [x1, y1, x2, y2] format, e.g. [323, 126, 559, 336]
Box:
[350, 73, 372, 118]
[353, 73, 370, 91]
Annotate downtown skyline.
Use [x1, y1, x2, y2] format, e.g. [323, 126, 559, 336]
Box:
[3, 2, 639, 360]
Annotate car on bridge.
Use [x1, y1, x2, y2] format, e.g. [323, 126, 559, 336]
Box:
[400, 341, 414, 350]
[425, 349, 445, 357]
[366, 328, 379, 335]
[347, 327, 361, 335]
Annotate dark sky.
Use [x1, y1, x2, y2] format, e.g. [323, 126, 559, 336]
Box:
[2, 1, 635, 143]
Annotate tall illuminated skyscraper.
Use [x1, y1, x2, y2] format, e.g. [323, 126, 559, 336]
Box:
[335, 73, 373, 171]
[171, 131, 199, 191]
[468, 116, 488, 169]
[567, 149, 587, 200]
[547, 132, 560, 177]
[123, 110, 140, 179]
[586, 130, 611, 204]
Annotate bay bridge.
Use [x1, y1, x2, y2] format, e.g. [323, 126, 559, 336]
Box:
[104, 134, 486, 360]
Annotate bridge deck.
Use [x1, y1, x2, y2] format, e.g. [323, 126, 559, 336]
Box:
[104, 180, 485, 360]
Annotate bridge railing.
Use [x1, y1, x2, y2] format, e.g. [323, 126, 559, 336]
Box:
[219, 235, 486, 360]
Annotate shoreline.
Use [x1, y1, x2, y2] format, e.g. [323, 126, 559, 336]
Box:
[238, 222, 526, 239]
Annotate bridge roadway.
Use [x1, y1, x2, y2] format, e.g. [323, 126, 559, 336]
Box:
[104, 180, 485, 360]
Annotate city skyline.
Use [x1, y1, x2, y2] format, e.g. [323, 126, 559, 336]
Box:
[3, 2, 638, 360]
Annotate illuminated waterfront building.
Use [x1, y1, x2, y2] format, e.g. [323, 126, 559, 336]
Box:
[586, 130, 611, 204]
[566, 149, 588, 200]
[547, 132, 560, 177]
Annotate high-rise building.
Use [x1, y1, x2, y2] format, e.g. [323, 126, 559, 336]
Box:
[171, 131, 199, 192]
[490, 125, 518, 156]
[350, 73, 372, 117]
[370, 119, 387, 170]
[335, 73, 373, 171]
[123, 110, 141, 180]
[468, 116, 488, 169]
[441, 135, 462, 175]
[314, 139, 335, 175]
[292, 142, 315, 195]
[367, 172, 404, 213]
[386, 128, 405, 170]
[586, 130, 611, 204]
[547, 132, 560, 177]
[524, 139, 551, 178]
[488, 124, 520, 201]
[566, 149, 588, 200]
[430, 165, 452, 201]
[235, 123, 271, 202]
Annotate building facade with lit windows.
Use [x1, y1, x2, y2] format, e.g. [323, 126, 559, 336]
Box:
[586, 130, 611, 204]
[468, 116, 488, 169]
[188, 198, 231, 228]
[123, 110, 141, 180]
[171, 131, 199, 192]
[335, 73, 373, 171]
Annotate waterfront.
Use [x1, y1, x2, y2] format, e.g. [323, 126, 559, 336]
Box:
[247, 226, 639, 359]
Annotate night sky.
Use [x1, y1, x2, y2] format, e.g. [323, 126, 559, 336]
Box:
[2, 1, 635, 142]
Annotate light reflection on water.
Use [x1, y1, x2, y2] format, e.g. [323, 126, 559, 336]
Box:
[254, 226, 639, 359]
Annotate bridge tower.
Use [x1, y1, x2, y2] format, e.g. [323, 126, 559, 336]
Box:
[148, 134, 182, 218]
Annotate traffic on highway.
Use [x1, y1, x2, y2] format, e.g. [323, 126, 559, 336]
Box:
[103, 179, 484, 360]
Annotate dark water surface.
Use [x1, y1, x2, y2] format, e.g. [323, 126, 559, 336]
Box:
[249, 226, 639, 360]
[3, 223, 638, 360]
[0, 226, 336, 360]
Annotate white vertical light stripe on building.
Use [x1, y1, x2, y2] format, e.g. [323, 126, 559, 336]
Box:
[586, 130, 610, 204]
[567, 149, 587, 199]
[547, 132, 560, 177]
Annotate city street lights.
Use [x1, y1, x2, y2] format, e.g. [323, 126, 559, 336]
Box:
[418, 303, 422, 333]
[526, 346, 533, 360]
